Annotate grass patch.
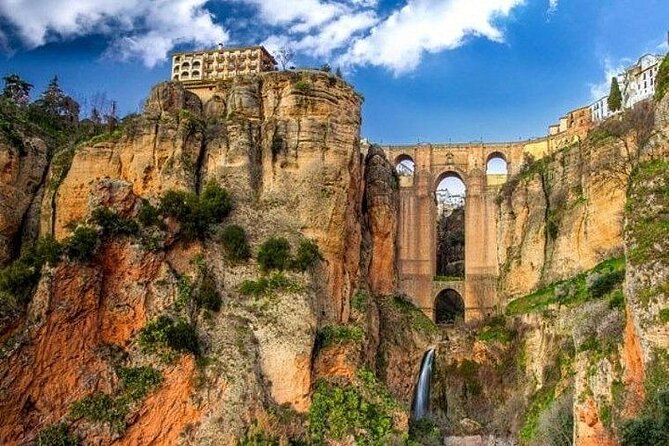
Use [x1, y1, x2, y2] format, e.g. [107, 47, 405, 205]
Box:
[238, 272, 301, 296]
[506, 257, 625, 315]
[316, 324, 364, 349]
[477, 316, 513, 343]
[391, 294, 437, 335]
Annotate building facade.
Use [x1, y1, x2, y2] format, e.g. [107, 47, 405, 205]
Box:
[590, 53, 665, 123]
[171, 46, 277, 83]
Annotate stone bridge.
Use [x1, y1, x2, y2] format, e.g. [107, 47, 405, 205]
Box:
[381, 141, 538, 322]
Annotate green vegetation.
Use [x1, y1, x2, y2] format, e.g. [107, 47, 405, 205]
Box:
[308, 378, 394, 445]
[316, 324, 364, 349]
[408, 418, 441, 446]
[69, 365, 162, 435]
[257, 237, 292, 271]
[391, 294, 437, 335]
[477, 316, 513, 343]
[535, 392, 574, 446]
[620, 350, 669, 445]
[655, 54, 669, 102]
[220, 224, 251, 262]
[63, 226, 100, 263]
[659, 308, 669, 323]
[506, 257, 625, 315]
[35, 422, 80, 446]
[520, 382, 559, 442]
[193, 273, 222, 312]
[626, 160, 669, 267]
[159, 182, 232, 240]
[291, 239, 323, 271]
[352, 289, 369, 313]
[137, 199, 163, 228]
[239, 272, 302, 296]
[70, 393, 126, 432]
[116, 366, 163, 403]
[91, 207, 139, 237]
[138, 315, 200, 359]
[294, 80, 311, 92]
[608, 77, 623, 111]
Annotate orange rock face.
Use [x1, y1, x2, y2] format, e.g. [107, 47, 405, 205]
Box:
[576, 398, 618, 446]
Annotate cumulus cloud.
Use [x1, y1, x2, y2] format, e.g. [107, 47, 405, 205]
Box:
[0, 0, 228, 67]
[338, 0, 524, 74]
[0, 0, 525, 73]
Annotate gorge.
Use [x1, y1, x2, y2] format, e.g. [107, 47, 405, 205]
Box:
[0, 68, 668, 446]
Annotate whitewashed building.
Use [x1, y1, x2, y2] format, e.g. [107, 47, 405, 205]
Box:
[589, 53, 664, 122]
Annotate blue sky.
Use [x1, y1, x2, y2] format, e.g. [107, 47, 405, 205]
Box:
[0, 0, 667, 144]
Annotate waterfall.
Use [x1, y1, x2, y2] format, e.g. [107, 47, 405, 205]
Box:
[411, 348, 436, 421]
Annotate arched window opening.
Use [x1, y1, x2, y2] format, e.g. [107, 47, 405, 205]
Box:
[173, 65, 180, 72]
[435, 173, 465, 279]
[191, 70, 200, 77]
[181, 71, 190, 78]
[486, 152, 508, 175]
[192, 61, 201, 68]
[173, 75, 179, 80]
[435, 289, 464, 324]
[182, 61, 190, 68]
[395, 155, 415, 177]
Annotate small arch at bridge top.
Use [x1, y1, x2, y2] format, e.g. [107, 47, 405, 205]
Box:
[394, 154, 415, 177]
[486, 151, 509, 175]
[434, 289, 465, 324]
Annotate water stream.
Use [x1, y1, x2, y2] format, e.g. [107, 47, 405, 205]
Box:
[410, 348, 436, 421]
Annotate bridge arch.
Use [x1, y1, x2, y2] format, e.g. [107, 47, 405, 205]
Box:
[486, 151, 509, 175]
[434, 288, 465, 324]
[394, 154, 415, 176]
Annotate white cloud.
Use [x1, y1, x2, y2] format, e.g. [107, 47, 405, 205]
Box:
[0, 0, 228, 67]
[589, 57, 628, 100]
[547, 0, 558, 16]
[338, 0, 524, 74]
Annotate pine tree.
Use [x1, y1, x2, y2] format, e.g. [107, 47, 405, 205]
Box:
[39, 76, 66, 116]
[608, 76, 622, 112]
[2, 74, 33, 106]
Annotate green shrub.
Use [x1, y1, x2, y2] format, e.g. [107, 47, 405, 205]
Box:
[194, 274, 222, 312]
[63, 226, 99, 262]
[70, 393, 126, 431]
[588, 269, 625, 299]
[316, 324, 364, 349]
[309, 380, 393, 445]
[91, 207, 139, 236]
[292, 239, 323, 271]
[660, 308, 669, 323]
[238, 272, 301, 296]
[220, 224, 251, 262]
[158, 183, 231, 240]
[24, 236, 63, 267]
[199, 181, 232, 222]
[0, 259, 38, 302]
[257, 237, 292, 271]
[294, 80, 311, 92]
[117, 366, 163, 402]
[477, 316, 513, 343]
[621, 416, 668, 446]
[137, 199, 163, 228]
[138, 315, 200, 357]
[408, 418, 441, 446]
[35, 422, 80, 446]
[352, 289, 369, 313]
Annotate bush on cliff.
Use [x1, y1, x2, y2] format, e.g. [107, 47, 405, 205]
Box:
[35, 422, 80, 446]
[220, 224, 251, 262]
[138, 315, 200, 358]
[159, 182, 232, 240]
[91, 207, 139, 237]
[655, 55, 669, 102]
[63, 226, 100, 263]
[257, 237, 292, 272]
[291, 239, 323, 271]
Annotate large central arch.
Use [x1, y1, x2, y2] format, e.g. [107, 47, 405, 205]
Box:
[435, 289, 465, 324]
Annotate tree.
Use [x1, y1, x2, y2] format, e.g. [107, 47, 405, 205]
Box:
[608, 76, 622, 112]
[2, 74, 32, 106]
[275, 46, 295, 71]
[320, 63, 331, 73]
[39, 76, 66, 116]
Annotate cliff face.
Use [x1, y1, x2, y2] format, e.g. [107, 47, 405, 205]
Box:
[497, 134, 629, 299]
[0, 130, 49, 266]
[0, 72, 376, 444]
